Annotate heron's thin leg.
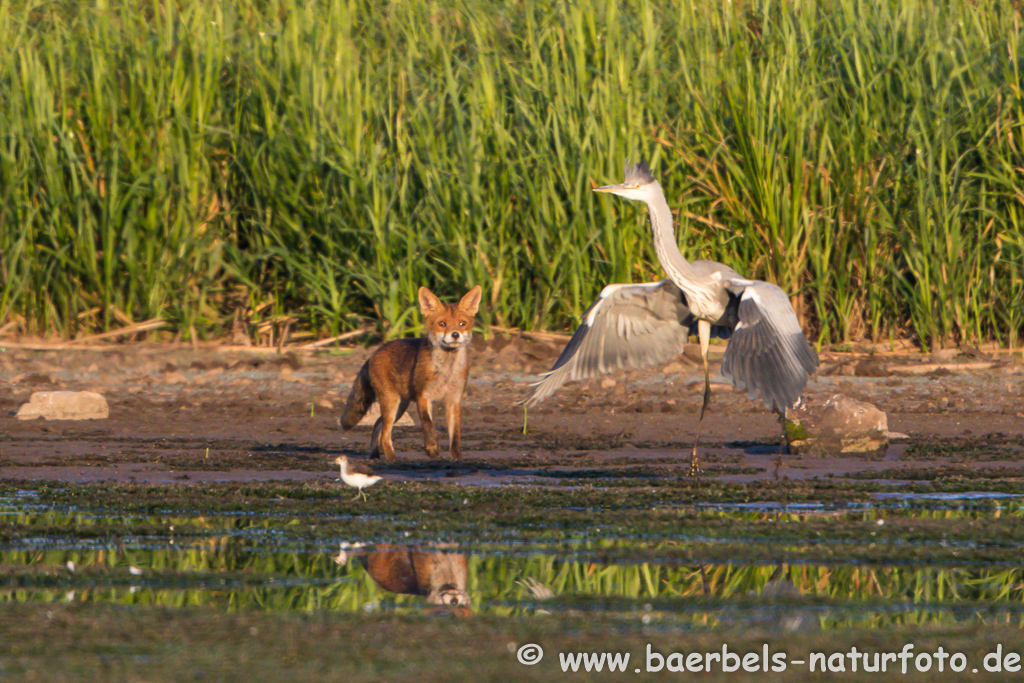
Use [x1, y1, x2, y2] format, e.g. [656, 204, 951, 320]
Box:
[773, 409, 786, 481]
[351, 490, 362, 502]
[690, 320, 713, 478]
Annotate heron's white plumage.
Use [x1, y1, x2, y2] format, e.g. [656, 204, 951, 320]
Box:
[526, 159, 818, 417]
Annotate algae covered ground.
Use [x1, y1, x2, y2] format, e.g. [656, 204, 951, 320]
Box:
[5, 480, 1024, 681]
[2, 341, 1024, 680]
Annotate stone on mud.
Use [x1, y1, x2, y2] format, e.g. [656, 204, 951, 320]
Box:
[785, 393, 888, 457]
[16, 391, 110, 421]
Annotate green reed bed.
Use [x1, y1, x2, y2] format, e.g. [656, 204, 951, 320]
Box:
[1, 0, 1021, 347]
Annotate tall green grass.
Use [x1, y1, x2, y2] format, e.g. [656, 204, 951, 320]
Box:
[1, 0, 1022, 346]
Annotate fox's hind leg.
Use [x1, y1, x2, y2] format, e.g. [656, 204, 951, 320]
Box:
[369, 417, 383, 459]
[416, 396, 440, 459]
[375, 396, 409, 461]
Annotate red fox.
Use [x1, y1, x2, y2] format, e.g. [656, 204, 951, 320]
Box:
[363, 545, 471, 611]
[340, 285, 482, 461]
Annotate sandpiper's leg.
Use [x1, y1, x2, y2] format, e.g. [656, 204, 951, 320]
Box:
[690, 320, 713, 478]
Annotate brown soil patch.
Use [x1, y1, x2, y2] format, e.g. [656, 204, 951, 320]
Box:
[2, 335, 1023, 486]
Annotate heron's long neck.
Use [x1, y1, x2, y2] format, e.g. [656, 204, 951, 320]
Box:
[645, 182, 698, 285]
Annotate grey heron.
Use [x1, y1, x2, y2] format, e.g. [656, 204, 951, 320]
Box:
[525, 159, 818, 475]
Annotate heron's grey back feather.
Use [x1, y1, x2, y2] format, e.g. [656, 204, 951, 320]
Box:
[720, 281, 818, 413]
[690, 259, 741, 282]
[525, 281, 694, 407]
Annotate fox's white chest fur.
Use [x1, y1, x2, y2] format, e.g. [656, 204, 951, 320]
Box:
[424, 345, 468, 401]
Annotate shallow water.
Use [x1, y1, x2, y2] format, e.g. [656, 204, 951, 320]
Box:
[4, 498, 1024, 631]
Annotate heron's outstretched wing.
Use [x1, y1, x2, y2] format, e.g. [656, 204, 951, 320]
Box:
[720, 279, 819, 413]
[525, 280, 693, 407]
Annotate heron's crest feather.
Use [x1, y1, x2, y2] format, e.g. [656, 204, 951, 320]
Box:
[624, 158, 655, 185]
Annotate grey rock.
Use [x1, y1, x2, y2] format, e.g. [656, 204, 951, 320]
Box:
[786, 393, 888, 457]
[16, 391, 109, 421]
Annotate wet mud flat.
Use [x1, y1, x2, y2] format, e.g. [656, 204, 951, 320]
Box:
[2, 340, 1024, 681]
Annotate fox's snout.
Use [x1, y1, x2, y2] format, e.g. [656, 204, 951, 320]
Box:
[444, 328, 468, 346]
[434, 326, 470, 349]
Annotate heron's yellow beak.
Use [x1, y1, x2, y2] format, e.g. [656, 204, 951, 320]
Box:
[593, 183, 631, 193]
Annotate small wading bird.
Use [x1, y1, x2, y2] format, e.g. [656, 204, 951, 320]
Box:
[333, 455, 383, 501]
[525, 159, 818, 476]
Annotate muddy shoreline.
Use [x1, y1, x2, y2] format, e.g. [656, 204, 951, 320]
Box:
[2, 337, 1022, 487]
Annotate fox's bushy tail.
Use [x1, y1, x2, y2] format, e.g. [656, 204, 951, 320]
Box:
[340, 362, 374, 430]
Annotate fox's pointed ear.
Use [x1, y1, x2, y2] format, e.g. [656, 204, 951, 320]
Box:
[459, 285, 482, 316]
[418, 287, 442, 316]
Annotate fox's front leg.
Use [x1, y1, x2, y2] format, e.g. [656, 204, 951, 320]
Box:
[417, 396, 440, 458]
[445, 393, 463, 460]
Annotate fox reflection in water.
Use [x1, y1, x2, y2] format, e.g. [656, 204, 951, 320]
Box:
[334, 544, 471, 613]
